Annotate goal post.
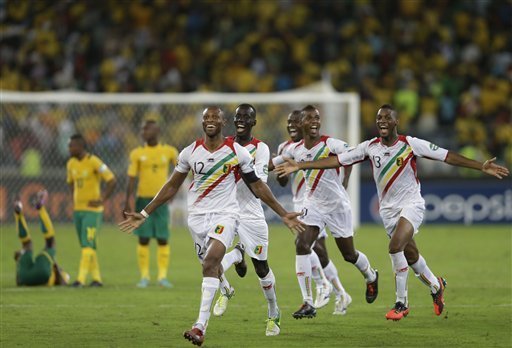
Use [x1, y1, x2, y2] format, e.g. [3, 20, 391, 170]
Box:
[1, 90, 360, 227]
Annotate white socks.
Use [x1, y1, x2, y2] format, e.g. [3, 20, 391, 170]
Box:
[259, 269, 279, 318]
[390, 251, 409, 305]
[354, 251, 377, 282]
[221, 248, 243, 273]
[324, 261, 346, 299]
[218, 273, 232, 296]
[296, 254, 313, 305]
[310, 251, 329, 288]
[410, 255, 440, 293]
[196, 277, 219, 330]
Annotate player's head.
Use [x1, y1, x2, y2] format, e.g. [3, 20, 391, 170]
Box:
[300, 105, 321, 138]
[376, 104, 398, 138]
[202, 106, 225, 138]
[287, 110, 303, 142]
[234, 103, 256, 138]
[68, 134, 86, 158]
[141, 119, 160, 143]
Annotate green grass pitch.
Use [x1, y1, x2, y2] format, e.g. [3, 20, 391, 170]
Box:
[1, 223, 511, 347]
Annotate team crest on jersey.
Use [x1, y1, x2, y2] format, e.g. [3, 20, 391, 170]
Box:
[396, 157, 404, 167]
[429, 143, 439, 151]
[214, 225, 224, 234]
[254, 245, 263, 255]
[223, 164, 232, 174]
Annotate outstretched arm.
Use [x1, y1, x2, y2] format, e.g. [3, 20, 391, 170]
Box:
[275, 156, 341, 177]
[245, 175, 305, 233]
[119, 170, 188, 233]
[445, 152, 509, 179]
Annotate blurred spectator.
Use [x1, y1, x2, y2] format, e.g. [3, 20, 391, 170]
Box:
[0, 0, 510, 172]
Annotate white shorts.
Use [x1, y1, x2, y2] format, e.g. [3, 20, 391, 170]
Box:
[188, 213, 238, 263]
[237, 218, 269, 261]
[381, 202, 425, 238]
[299, 203, 353, 239]
[295, 203, 328, 240]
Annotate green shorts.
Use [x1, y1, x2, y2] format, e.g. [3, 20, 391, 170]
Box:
[135, 197, 170, 240]
[17, 249, 55, 286]
[74, 211, 102, 249]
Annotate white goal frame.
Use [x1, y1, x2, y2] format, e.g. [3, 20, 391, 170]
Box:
[1, 90, 361, 227]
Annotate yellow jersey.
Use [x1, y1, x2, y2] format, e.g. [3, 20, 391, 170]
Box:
[127, 143, 178, 197]
[66, 154, 115, 212]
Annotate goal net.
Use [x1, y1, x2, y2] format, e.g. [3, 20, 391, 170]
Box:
[1, 90, 360, 227]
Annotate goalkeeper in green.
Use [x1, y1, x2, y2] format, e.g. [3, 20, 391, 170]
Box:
[14, 190, 69, 286]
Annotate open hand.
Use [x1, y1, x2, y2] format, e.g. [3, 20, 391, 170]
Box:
[118, 212, 146, 234]
[282, 211, 306, 234]
[482, 157, 509, 179]
[275, 158, 300, 177]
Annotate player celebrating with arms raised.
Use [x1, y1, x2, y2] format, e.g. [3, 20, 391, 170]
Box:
[271, 105, 379, 319]
[276, 104, 509, 321]
[213, 104, 282, 336]
[276, 110, 350, 314]
[119, 106, 303, 347]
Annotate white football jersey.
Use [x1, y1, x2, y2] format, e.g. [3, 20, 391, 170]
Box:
[337, 135, 448, 210]
[277, 140, 306, 205]
[175, 138, 255, 215]
[228, 137, 269, 219]
[275, 135, 350, 213]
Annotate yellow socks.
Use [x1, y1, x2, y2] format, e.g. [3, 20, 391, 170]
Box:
[137, 244, 150, 280]
[157, 244, 170, 281]
[77, 247, 94, 284]
[38, 206, 55, 239]
[15, 212, 31, 243]
[89, 249, 102, 283]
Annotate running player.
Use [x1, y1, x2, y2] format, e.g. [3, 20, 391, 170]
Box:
[271, 105, 379, 319]
[119, 106, 303, 347]
[276, 110, 351, 314]
[67, 134, 116, 287]
[212, 104, 281, 336]
[275, 104, 510, 321]
[13, 190, 70, 286]
[124, 120, 179, 288]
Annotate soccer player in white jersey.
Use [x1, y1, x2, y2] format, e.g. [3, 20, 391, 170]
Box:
[275, 104, 509, 321]
[119, 106, 304, 347]
[276, 110, 351, 315]
[212, 104, 282, 336]
[271, 105, 379, 319]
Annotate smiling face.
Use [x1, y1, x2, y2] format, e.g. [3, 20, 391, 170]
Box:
[287, 111, 302, 142]
[376, 107, 398, 138]
[202, 107, 225, 138]
[233, 105, 256, 138]
[301, 108, 321, 139]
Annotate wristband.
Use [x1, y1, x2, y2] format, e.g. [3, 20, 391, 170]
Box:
[140, 209, 149, 218]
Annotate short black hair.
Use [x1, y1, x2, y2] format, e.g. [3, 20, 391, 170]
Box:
[379, 104, 398, 118]
[289, 110, 301, 117]
[70, 133, 86, 147]
[300, 104, 318, 120]
[236, 103, 256, 117]
[203, 106, 225, 118]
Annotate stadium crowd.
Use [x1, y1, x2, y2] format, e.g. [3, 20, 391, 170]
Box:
[1, 0, 511, 172]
